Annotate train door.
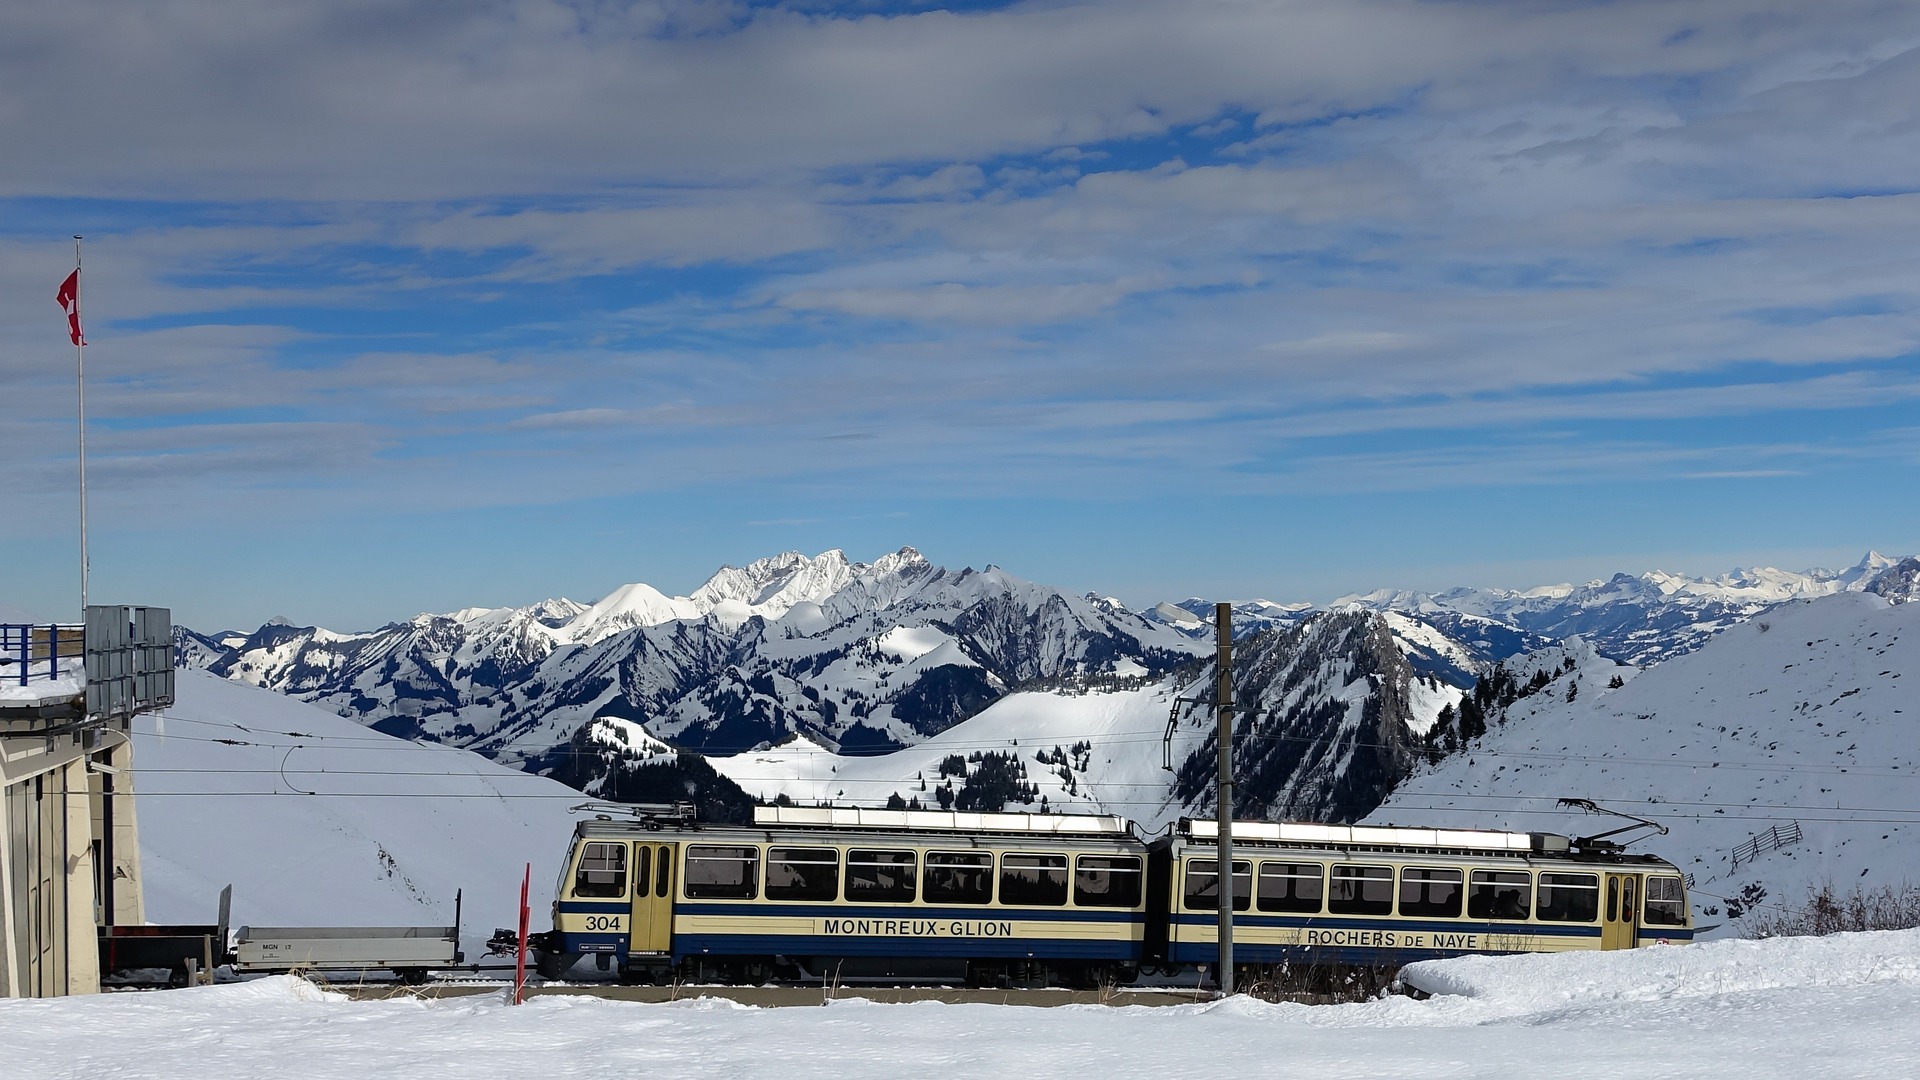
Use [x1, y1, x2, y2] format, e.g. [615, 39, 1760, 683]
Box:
[629, 843, 676, 955]
[1601, 873, 1639, 950]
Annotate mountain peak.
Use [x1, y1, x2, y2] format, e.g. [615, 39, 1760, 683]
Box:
[869, 546, 930, 576]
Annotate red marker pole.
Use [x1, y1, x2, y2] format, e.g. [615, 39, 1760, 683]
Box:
[514, 863, 531, 1005]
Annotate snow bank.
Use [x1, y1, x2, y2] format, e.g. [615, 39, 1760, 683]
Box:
[0, 655, 84, 705]
[1403, 927, 1920, 1007]
[7, 930, 1920, 1078]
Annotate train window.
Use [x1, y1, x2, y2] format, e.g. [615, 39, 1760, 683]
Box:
[925, 852, 994, 905]
[657, 846, 671, 898]
[1000, 854, 1070, 906]
[765, 847, 839, 902]
[1467, 870, 1532, 919]
[633, 850, 652, 898]
[1183, 860, 1251, 912]
[1328, 864, 1394, 916]
[573, 842, 628, 898]
[1398, 867, 1463, 918]
[1606, 877, 1619, 922]
[846, 849, 918, 903]
[1256, 862, 1323, 914]
[685, 845, 760, 900]
[1536, 872, 1600, 922]
[1644, 876, 1687, 927]
[1074, 855, 1144, 908]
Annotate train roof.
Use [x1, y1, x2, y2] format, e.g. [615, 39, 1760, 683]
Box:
[1168, 817, 1680, 867]
[752, 805, 1133, 836]
[1178, 817, 1562, 853]
[568, 802, 1140, 845]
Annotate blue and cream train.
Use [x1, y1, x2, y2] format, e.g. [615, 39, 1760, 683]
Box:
[533, 805, 1694, 985]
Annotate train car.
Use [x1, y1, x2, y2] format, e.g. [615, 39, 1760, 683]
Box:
[537, 804, 1151, 986]
[1148, 817, 1694, 974]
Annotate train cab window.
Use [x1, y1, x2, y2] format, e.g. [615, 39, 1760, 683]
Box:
[1256, 862, 1324, 914]
[573, 842, 629, 898]
[765, 847, 839, 902]
[1536, 872, 1601, 922]
[1074, 855, 1144, 908]
[1183, 860, 1251, 912]
[1644, 876, 1687, 927]
[1000, 854, 1070, 906]
[1398, 867, 1463, 918]
[846, 849, 918, 903]
[925, 852, 994, 904]
[1467, 870, 1533, 919]
[1328, 864, 1394, 916]
[685, 845, 760, 900]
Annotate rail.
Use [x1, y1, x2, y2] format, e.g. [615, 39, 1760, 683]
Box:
[0, 623, 84, 688]
[1730, 822, 1802, 868]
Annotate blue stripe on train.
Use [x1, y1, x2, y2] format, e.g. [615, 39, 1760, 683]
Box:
[674, 933, 1140, 962]
[675, 902, 1140, 922]
[559, 932, 626, 954]
[560, 901, 1142, 922]
[1170, 913, 1604, 937]
[1168, 941, 1531, 966]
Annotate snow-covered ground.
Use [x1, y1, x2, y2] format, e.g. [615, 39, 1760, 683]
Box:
[8, 929, 1918, 1078]
[136, 671, 582, 953]
[1366, 591, 1920, 933]
[703, 683, 1206, 832]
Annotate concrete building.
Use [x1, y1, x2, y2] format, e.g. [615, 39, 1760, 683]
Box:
[1, 607, 171, 997]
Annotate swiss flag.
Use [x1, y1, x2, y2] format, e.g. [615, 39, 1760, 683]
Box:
[57, 269, 85, 346]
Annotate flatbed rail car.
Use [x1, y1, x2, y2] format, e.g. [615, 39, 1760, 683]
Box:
[1148, 818, 1694, 973]
[232, 891, 464, 984]
[534, 806, 1152, 987]
[233, 924, 464, 984]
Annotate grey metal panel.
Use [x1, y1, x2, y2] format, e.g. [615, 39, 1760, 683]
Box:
[83, 605, 175, 721]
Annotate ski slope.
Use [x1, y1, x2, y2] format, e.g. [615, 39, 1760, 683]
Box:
[135, 671, 582, 953]
[7, 929, 1918, 1078]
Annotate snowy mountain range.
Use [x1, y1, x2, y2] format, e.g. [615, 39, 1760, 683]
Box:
[1332, 551, 1907, 666]
[173, 546, 1916, 831]
[180, 548, 1210, 764]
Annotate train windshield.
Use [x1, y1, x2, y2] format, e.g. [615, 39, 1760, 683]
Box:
[1644, 875, 1688, 926]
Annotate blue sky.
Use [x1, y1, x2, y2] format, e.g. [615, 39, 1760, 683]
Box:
[3, 0, 1918, 629]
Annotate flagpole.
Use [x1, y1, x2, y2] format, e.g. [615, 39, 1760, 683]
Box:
[75, 234, 88, 619]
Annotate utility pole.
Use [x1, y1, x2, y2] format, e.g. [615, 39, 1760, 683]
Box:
[1214, 601, 1234, 996]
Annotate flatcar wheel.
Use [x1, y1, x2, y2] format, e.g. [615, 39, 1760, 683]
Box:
[393, 968, 429, 986]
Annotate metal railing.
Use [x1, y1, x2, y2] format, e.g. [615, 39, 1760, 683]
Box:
[1, 623, 84, 688]
[1731, 822, 1803, 868]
